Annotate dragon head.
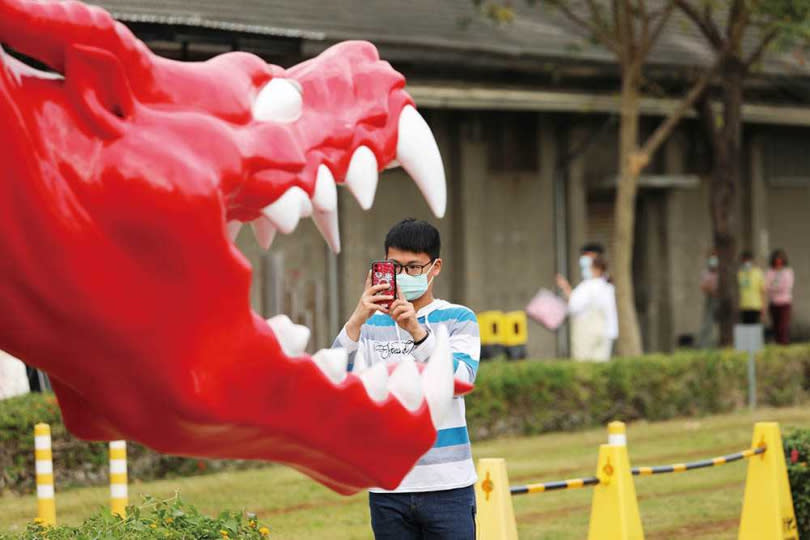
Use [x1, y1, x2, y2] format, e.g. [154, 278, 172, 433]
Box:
[0, 0, 457, 494]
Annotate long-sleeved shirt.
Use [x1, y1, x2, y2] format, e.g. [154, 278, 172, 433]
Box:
[568, 277, 619, 339]
[333, 298, 480, 493]
[765, 267, 794, 305]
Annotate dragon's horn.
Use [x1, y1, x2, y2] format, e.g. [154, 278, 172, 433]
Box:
[0, 0, 149, 75]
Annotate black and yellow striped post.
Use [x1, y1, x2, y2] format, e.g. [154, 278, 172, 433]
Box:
[587, 421, 644, 540]
[34, 423, 55, 525]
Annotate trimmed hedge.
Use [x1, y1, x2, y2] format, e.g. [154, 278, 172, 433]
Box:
[466, 344, 810, 439]
[1, 345, 808, 494]
[785, 428, 810, 538]
[0, 393, 262, 495]
[0, 495, 271, 539]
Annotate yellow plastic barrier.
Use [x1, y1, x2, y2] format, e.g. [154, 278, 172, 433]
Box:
[473, 420, 797, 539]
[477, 310, 505, 359]
[587, 421, 644, 539]
[738, 422, 798, 540]
[475, 458, 518, 540]
[502, 311, 528, 360]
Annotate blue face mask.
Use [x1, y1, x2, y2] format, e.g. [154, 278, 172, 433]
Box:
[396, 261, 437, 301]
[579, 255, 593, 280]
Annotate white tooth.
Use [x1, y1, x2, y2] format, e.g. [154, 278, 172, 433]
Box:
[226, 221, 242, 241]
[312, 348, 348, 384]
[388, 356, 423, 412]
[344, 146, 378, 210]
[312, 207, 341, 254]
[384, 159, 401, 170]
[262, 187, 311, 234]
[313, 165, 337, 212]
[396, 105, 447, 218]
[266, 315, 310, 356]
[421, 326, 454, 427]
[252, 78, 303, 124]
[311, 165, 341, 253]
[358, 362, 389, 402]
[352, 347, 369, 372]
[251, 217, 276, 250]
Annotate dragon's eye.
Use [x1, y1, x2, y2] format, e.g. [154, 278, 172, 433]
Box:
[252, 78, 303, 123]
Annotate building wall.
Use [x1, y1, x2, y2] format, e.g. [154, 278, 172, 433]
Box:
[237, 110, 810, 357]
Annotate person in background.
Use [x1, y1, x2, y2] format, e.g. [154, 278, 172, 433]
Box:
[557, 253, 618, 361]
[765, 249, 794, 345]
[737, 251, 766, 324]
[697, 249, 719, 348]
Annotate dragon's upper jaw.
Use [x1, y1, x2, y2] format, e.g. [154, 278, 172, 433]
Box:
[0, 0, 460, 495]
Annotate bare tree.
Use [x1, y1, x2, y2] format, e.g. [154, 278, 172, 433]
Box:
[479, 0, 720, 355]
[674, 0, 810, 345]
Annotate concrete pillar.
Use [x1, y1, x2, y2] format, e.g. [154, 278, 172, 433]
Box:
[749, 134, 769, 260]
[458, 113, 488, 310]
[566, 126, 588, 277]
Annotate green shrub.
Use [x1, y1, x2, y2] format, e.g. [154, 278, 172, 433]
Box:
[0, 495, 271, 539]
[467, 345, 810, 439]
[2, 345, 808, 494]
[784, 428, 810, 539]
[0, 393, 264, 495]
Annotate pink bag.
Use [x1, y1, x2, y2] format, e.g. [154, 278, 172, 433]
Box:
[526, 289, 568, 330]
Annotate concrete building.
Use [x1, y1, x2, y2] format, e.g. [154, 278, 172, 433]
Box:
[89, 0, 810, 356]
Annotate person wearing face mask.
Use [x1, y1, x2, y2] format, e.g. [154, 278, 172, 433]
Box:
[697, 249, 719, 348]
[556, 245, 618, 361]
[333, 218, 480, 539]
[738, 251, 766, 324]
[765, 249, 794, 344]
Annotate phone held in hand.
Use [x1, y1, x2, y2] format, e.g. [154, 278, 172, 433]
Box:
[371, 260, 397, 309]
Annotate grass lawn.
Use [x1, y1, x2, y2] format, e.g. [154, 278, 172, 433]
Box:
[1, 406, 807, 539]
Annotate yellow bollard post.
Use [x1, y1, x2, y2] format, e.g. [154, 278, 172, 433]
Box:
[587, 421, 644, 540]
[474, 458, 518, 540]
[109, 440, 128, 518]
[738, 422, 798, 540]
[34, 423, 56, 525]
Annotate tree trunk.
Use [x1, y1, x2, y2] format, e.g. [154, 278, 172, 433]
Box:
[707, 57, 745, 346]
[612, 65, 644, 356]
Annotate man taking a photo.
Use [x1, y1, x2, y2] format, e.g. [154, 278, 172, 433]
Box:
[333, 218, 480, 539]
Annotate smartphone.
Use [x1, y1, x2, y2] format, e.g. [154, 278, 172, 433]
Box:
[370, 260, 397, 309]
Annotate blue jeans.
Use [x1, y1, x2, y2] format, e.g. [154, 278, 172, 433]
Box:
[369, 485, 476, 539]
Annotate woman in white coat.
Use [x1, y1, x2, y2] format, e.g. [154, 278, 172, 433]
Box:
[556, 255, 618, 361]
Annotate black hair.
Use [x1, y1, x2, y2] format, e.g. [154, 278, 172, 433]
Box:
[770, 248, 789, 268]
[384, 218, 440, 260]
[581, 242, 604, 255]
[740, 250, 754, 261]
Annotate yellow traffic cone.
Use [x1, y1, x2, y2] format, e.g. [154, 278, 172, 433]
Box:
[587, 421, 644, 540]
[738, 422, 799, 540]
[475, 458, 518, 540]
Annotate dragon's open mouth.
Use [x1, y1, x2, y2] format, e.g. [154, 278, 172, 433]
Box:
[0, 0, 463, 495]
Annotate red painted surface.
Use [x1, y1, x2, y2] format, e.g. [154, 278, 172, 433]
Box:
[0, 0, 449, 494]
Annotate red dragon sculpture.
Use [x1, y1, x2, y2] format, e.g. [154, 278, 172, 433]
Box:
[0, 0, 463, 494]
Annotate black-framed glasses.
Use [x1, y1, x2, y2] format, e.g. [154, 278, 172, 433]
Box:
[392, 260, 435, 276]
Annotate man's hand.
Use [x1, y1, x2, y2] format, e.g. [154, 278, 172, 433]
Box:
[345, 271, 394, 341]
[390, 290, 427, 342]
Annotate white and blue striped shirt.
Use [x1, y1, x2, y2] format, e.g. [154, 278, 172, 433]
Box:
[334, 299, 480, 492]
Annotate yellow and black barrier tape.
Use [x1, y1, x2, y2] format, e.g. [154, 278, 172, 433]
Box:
[511, 476, 600, 495]
[510, 445, 766, 496]
[632, 445, 766, 476]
